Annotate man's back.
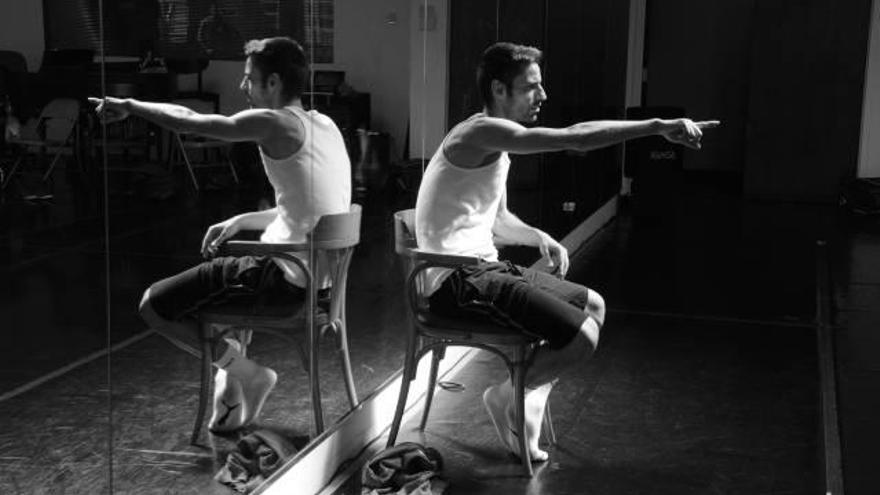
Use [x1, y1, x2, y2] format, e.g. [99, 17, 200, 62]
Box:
[260, 106, 351, 287]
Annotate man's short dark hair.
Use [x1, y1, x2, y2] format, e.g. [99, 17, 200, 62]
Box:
[477, 42, 543, 109]
[243, 37, 308, 101]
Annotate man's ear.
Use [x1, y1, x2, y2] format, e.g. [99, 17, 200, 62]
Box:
[266, 73, 281, 93]
[491, 79, 507, 100]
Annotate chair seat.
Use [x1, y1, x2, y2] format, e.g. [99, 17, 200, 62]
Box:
[179, 139, 230, 149]
[200, 293, 331, 323]
[201, 302, 303, 321]
[416, 311, 541, 346]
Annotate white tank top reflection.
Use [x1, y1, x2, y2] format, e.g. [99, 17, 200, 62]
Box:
[260, 106, 351, 288]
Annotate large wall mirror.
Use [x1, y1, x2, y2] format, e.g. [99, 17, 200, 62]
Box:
[0, 0, 430, 492]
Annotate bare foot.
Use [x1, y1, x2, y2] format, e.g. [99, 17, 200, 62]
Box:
[208, 368, 245, 433]
[482, 385, 549, 462]
[237, 365, 278, 427]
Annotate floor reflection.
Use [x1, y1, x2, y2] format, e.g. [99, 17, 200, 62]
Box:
[0, 162, 414, 492]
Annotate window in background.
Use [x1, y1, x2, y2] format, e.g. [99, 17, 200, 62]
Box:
[42, 0, 333, 62]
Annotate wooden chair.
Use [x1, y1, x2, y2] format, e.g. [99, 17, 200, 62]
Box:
[387, 209, 555, 476]
[2, 98, 81, 190]
[191, 204, 362, 444]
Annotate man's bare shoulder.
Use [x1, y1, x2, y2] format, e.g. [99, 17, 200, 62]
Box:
[450, 114, 520, 146]
[443, 115, 522, 167]
[227, 107, 286, 135]
[251, 107, 306, 157]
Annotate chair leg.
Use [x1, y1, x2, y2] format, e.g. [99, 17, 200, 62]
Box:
[236, 328, 252, 357]
[387, 330, 419, 447]
[191, 323, 214, 446]
[226, 149, 239, 184]
[543, 400, 557, 445]
[309, 311, 324, 436]
[419, 346, 443, 431]
[1, 155, 23, 190]
[294, 340, 310, 375]
[513, 351, 534, 476]
[40, 149, 64, 182]
[335, 320, 359, 408]
[175, 134, 200, 192]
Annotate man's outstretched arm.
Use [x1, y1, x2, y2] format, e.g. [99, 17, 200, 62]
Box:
[466, 116, 720, 155]
[88, 97, 281, 143]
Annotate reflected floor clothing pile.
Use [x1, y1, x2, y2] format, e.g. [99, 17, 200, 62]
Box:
[215, 429, 298, 493]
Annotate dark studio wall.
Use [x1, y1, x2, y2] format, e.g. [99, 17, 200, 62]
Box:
[744, 0, 873, 202]
[447, 0, 629, 241]
[645, 0, 756, 174]
[646, 0, 873, 202]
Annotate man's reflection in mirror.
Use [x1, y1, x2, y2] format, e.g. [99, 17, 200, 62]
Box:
[91, 37, 351, 433]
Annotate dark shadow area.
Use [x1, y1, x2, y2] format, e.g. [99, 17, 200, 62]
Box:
[332, 171, 880, 495]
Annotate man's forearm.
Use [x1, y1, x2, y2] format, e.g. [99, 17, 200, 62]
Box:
[232, 208, 278, 231]
[124, 99, 203, 133]
[493, 211, 542, 246]
[567, 118, 661, 152]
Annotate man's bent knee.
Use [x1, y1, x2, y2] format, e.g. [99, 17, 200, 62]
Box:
[139, 286, 169, 329]
[585, 289, 606, 327]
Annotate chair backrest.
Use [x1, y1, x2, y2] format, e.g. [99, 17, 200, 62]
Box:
[393, 208, 431, 312]
[393, 209, 417, 254]
[312, 204, 361, 324]
[40, 98, 80, 142]
[14, 98, 80, 143]
[309, 203, 362, 250]
[392, 208, 483, 314]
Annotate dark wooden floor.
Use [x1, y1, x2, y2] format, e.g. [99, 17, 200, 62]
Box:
[381, 314, 821, 495]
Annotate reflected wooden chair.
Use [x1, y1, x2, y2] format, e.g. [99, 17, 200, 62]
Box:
[165, 57, 240, 192]
[2, 98, 81, 190]
[167, 97, 239, 192]
[192, 204, 362, 444]
[387, 209, 555, 476]
[164, 58, 236, 191]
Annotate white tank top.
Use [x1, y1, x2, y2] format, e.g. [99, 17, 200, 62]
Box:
[415, 120, 510, 294]
[260, 105, 351, 288]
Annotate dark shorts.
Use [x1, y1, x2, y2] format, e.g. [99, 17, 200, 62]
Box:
[148, 256, 306, 322]
[428, 261, 589, 349]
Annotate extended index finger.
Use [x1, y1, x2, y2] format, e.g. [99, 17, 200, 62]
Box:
[696, 120, 721, 129]
[87, 97, 103, 107]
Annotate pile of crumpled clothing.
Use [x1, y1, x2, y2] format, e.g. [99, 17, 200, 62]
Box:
[361, 442, 447, 495]
[215, 429, 298, 493]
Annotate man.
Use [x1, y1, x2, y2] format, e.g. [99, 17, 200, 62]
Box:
[415, 42, 718, 461]
[90, 37, 351, 433]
